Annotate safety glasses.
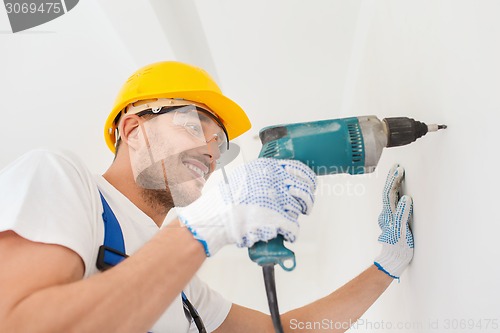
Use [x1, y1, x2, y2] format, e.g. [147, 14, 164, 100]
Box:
[135, 105, 229, 155]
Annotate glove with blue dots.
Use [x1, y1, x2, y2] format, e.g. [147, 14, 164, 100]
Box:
[374, 164, 414, 279]
[176, 158, 317, 257]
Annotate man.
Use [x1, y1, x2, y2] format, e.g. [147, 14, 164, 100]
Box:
[0, 61, 413, 332]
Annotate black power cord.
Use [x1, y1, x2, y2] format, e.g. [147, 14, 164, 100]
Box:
[263, 265, 284, 333]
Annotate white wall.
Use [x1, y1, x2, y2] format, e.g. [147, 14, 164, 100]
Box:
[342, 1, 500, 332]
[0, 0, 176, 172]
[0, 0, 129, 172]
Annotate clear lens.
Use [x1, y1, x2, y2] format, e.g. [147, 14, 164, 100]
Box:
[172, 106, 228, 154]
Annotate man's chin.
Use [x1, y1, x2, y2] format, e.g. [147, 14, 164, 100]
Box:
[169, 183, 203, 207]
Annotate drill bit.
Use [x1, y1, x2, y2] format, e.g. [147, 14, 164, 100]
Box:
[427, 124, 448, 132]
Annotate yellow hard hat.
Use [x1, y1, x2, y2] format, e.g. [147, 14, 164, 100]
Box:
[104, 61, 251, 153]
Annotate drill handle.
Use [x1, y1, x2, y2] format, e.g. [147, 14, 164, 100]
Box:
[248, 235, 296, 271]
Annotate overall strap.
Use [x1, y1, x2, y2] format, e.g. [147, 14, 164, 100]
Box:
[96, 191, 128, 271]
[182, 291, 207, 333]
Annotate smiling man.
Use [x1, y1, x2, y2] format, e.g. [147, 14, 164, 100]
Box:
[0, 61, 414, 332]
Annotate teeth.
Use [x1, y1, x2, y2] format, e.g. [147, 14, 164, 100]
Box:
[185, 163, 206, 178]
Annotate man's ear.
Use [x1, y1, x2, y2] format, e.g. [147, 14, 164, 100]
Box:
[119, 115, 142, 150]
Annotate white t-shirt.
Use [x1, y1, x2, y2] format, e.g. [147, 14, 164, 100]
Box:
[0, 149, 231, 333]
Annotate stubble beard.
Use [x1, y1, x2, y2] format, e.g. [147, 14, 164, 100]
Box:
[137, 154, 203, 211]
[141, 188, 174, 216]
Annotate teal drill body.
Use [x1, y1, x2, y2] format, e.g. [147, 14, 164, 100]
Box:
[259, 117, 367, 175]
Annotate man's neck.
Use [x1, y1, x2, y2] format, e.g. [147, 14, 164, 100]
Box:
[102, 157, 172, 228]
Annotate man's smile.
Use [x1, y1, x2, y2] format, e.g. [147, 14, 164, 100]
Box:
[182, 158, 210, 183]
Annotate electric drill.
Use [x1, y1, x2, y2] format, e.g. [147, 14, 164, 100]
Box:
[248, 115, 447, 333]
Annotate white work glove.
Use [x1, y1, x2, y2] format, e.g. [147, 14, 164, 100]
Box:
[374, 164, 414, 279]
[176, 158, 317, 257]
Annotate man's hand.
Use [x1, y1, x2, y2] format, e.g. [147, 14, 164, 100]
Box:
[176, 158, 317, 256]
[374, 164, 414, 279]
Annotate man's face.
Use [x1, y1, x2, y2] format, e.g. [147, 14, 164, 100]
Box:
[129, 107, 226, 207]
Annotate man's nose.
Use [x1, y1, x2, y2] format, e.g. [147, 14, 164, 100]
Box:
[205, 136, 221, 162]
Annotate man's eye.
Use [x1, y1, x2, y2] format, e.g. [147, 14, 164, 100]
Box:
[214, 134, 223, 146]
[185, 123, 203, 137]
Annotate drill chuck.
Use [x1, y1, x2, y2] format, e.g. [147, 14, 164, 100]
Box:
[383, 117, 447, 148]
